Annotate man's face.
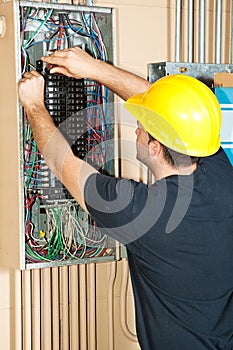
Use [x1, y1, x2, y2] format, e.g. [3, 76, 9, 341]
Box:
[135, 121, 151, 165]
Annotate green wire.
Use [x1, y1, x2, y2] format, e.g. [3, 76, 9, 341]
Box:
[26, 204, 108, 262]
[23, 9, 53, 49]
[47, 227, 61, 259]
[26, 243, 51, 262]
[26, 139, 37, 187]
[47, 208, 64, 259]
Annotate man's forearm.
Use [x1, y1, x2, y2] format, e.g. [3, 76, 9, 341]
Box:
[93, 60, 151, 100]
[25, 104, 71, 182]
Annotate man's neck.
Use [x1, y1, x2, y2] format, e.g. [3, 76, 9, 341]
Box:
[152, 162, 197, 182]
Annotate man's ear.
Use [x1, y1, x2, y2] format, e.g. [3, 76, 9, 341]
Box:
[148, 140, 162, 157]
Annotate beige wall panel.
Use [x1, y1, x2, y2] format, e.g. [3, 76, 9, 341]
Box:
[96, 261, 116, 349]
[0, 268, 21, 306]
[97, 0, 175, 8]
[96, 261, 114, 297]
[113, 259, 139, 350]
[0, 306, 22, 350]
[125, 294, 137, 336]
[0, 266, 21, 348]
[96, 260, 139, 349]
[0, 308, 11, 349]
[1, 269, 22, 346]
[115, 5, 175, 69]
[0, 1, 23, 269]
[0, 268, 22, 350]
[96, 297, 112, 349]
[98, 0, 176, 77]
[0, 269, 11, 309]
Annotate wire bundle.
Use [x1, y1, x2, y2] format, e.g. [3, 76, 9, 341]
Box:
[25, 203, 108, 263]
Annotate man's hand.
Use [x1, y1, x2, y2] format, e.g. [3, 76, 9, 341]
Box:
[18, 70, 45, 112]
[42, 47, 97, 79]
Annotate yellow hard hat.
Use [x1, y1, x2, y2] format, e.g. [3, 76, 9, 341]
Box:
[124, 74, 222, 157]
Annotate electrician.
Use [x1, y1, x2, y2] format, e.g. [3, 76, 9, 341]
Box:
[18, 47, 233, 350]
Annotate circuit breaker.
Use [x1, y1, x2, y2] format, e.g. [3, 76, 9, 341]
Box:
[0, 0, 117, 269]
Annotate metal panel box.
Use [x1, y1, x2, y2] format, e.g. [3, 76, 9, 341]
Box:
[0, 0, 117, 269]
[148, 62, 233, 87]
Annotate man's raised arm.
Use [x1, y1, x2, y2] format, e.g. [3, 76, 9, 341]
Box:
[42, 46, 151, 101]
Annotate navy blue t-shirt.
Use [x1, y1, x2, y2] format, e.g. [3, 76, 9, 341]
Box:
[84, 147, 233, 350]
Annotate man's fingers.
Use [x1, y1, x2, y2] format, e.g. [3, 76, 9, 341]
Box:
[22, 70, 43, 79]
[43, 47, 78, 59]
[42, 47, 81, 65]
[50, 67, 70, 76]
[30, 70, 42, 77]
[22, 72, 34, 79]
[42, 50, 68, 64]
[50, 48, 70, 56]
[42, 56, 65, 68]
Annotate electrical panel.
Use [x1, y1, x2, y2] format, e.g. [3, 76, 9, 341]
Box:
[0, 0, 117, 269]
[148, 62, 233, 86]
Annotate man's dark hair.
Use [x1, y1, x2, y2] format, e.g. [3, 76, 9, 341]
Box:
[148, 133, 199, 168]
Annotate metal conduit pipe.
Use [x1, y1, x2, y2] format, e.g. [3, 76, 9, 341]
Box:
[15, 271, 22, 350]
[215, 0, 222, 64]
[41, 269, 52, 350]
[61, 267, 69, 350]
[88, 263, 96, 350]
[175, 0, 182, 62]
[120, 259, 138, 342]
[32, 270, 41, 350]
[108, 261, 117, 350]
[69, 265, 79, 350]
[188, 0, 194, 62]
[79, 264, 87, 350]
[22, 270, 32, 350]
[51, 268, 60, 350]
[199, 0, 206, 63]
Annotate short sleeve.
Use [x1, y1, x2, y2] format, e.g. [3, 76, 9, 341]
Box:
[84, 173, 149, 245]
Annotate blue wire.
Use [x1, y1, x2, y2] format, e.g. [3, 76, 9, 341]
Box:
[85, 91, 108, 103]
[81, 13, 104, 60]
[26, 32, 76, 50]
[27, 15, 97, 38]
[27, 16, 58, 32]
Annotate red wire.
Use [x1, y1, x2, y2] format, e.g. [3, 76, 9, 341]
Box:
[57, 22, 63, 49]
